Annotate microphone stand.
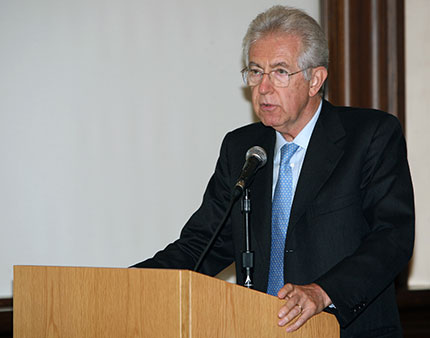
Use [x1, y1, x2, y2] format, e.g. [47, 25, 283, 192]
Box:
[241, 188, 254, 288]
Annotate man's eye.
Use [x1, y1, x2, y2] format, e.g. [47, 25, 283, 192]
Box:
[249, 69, 262, 76]
[274, 68, 288, 75]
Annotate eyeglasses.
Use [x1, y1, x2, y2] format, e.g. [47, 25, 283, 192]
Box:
[241, 67, 310, 87]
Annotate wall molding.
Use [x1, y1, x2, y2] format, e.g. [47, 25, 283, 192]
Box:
[320, 0, 405, 127]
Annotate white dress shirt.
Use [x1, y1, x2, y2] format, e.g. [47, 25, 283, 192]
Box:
[272, 100, 322, 200]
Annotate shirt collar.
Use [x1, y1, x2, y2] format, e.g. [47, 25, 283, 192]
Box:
[275, 99, 322, 155]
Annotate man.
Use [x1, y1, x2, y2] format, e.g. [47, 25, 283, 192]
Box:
[133, 6, 414, 338]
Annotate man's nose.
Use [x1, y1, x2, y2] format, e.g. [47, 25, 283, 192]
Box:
[258, 73, 274, 94]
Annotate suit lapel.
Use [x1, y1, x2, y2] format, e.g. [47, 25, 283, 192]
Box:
[288, 101, 346, 233]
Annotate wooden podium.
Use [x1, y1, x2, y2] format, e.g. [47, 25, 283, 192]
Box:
[13, 266, 339, 337]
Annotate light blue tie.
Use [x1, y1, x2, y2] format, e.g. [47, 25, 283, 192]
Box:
[267, 142, 299, 296]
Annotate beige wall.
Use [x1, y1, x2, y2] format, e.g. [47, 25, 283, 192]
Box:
[0, 0, 426, 297]
[406, 0, 430, 289]
[0, 0, 319, 298]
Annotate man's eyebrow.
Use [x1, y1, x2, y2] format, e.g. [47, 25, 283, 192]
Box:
[248, 61, 262, 68]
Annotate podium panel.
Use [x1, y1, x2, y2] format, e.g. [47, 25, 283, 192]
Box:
[13, 266, 339, 337]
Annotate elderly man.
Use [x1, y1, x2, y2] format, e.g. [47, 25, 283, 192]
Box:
[133, 6, 414, 338]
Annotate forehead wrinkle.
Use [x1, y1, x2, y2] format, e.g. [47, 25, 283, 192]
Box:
[270, 61, 290, 68]
[248, 61, 291, 69]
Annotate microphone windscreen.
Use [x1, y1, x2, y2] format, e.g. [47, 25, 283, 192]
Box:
[246, 146, 267, 167]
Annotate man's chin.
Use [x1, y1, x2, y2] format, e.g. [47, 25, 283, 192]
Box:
[259, 118, 282, 130]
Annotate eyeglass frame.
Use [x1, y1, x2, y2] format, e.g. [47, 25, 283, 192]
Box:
[241, 66, 311, 88]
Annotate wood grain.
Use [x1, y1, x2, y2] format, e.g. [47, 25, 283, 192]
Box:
[14, 266, 339, 338]
[14, 266, 181, 337]
[189, 271, 338, 338]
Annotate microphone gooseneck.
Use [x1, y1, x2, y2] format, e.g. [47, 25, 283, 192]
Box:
[193, 146, 267, 272]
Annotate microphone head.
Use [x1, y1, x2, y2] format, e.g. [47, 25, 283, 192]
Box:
[245, 146, 267, 168]
[234, 146, 267, 195]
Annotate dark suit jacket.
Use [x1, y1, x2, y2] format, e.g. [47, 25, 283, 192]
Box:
[133, 100, 414, 338]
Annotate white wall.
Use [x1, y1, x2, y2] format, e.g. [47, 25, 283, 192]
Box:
[0, 0, 319, 297]
[405, 0, 430, 289]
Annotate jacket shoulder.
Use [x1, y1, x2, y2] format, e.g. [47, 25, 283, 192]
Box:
[322, 101, 402, 136]
[225, 122, 272, 138]
[326, 101, 400, 125]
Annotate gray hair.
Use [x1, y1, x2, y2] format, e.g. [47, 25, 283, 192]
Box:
[242, 5, 329, 81]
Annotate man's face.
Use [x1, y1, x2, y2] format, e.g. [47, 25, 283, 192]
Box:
[249, 33, 317, 140]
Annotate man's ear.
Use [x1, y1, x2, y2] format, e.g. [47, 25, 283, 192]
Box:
[308, 67, 328, 97]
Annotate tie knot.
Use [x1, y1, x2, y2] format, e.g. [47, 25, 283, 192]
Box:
[280, 143, 299, 164]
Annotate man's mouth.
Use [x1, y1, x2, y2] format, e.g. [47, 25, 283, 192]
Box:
[260, 103, 277, 110]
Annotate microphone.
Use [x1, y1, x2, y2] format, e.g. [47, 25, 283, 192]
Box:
[235, 146, 267, 192]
